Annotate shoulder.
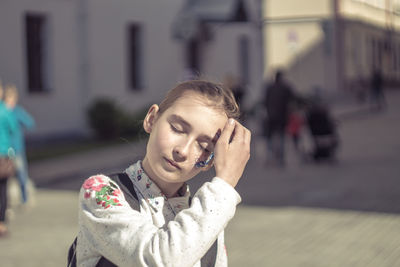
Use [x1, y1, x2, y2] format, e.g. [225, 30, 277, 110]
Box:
[0, 106, 10, 116]
[14, 106, 32, 117]
[82, 174, 112, 189]
[13, 106, 23, 115]
[81, 174, 124, 209]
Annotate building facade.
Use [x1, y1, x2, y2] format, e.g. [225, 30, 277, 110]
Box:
[0, 0, 263, 140]
[262, 0, 400, 96]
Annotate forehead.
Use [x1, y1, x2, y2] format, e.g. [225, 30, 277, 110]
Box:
[161, 91, 228, 131]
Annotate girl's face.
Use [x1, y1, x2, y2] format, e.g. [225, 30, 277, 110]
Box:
[4, 94, 17, 108]
[142, 91, 228, 188]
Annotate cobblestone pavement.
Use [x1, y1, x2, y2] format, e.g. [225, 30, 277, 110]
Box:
[0, 89, 399, 266]
[227, 206, 400, 267]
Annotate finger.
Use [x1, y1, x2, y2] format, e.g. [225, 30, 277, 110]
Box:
[246, 128, 252, 145]
[242, 126, 251, 143]
[219, 118, 236, 145]
[244, 128, 252, 156]
[230, 122, 248, 144]
[230, 123, 244, 144]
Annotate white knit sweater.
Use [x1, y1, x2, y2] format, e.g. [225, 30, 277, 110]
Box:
[77, 160, 241, 267]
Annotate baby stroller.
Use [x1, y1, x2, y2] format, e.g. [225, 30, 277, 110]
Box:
[306, 102, 339, 162]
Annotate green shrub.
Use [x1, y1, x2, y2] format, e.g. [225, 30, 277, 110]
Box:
[87, 98, 121, 139]
[119, 109, 147, 138]
[87, 98, 149, 140]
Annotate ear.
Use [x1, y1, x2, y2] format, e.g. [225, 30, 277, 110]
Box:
[143, 104, 160, 133]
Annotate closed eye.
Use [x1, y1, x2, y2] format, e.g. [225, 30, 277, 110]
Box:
[170, 123, 184, 134]
[198, 143, 211, 154]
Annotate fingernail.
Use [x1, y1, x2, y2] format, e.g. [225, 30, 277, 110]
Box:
[228, 118, 234, 125]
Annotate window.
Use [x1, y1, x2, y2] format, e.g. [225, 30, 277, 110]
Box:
[351, 30, 362, 72]
[371, 37, 376, 69]
[239, 35, 250, 86]
[127, 24, 143, 91]
[186, 39, 200, 75]
[392, 43, 397, 71]
[25, 13, 49, 93]
[397, 44, 400, 72]
[233, 0, 248, 22]
[377, 39, 383, 68]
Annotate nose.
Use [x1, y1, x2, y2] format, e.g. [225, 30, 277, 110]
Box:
[173, 139, 191, 162]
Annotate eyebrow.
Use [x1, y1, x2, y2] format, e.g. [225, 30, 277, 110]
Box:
[169, 114, 214, 143]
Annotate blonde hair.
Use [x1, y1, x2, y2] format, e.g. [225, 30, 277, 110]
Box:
[158, 80, 240, 120]
[4, 84, 18, 99]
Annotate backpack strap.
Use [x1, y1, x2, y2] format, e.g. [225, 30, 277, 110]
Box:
[201, 239, 218, 267]
[96, 173, 140, 267]
[67, 237, 77, 267]
[108, 172, 139, 211]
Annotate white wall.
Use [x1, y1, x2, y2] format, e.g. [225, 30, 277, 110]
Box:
[265, 0, 332, 18]
[0, 0, 263, 140]
[0, 0, 187, 139]
[264, 20, 333, 94]
[0, 0, 83, 138]
[262, 0, 335, 94]
[86, 0, 185, 112]
[202, 23, 264, 105]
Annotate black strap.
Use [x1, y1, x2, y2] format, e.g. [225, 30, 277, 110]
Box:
[96, 173, 139, 267]
[201, 239, 218, 267]
[108, 173, 139, 211]
[96, 255, 117, 267]
[67, 237, 77, 267]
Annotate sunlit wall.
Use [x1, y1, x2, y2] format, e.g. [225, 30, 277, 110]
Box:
[262, 0, 400, 95]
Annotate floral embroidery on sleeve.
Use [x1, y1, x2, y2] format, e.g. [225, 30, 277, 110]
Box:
[82, 175, 123, 209]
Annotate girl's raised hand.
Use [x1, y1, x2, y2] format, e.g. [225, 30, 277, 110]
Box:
[213, 119, 251, 188]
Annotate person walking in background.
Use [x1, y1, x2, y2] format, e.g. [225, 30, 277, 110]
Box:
[370, 68, 386, 111]
[0, 81, 17, 237]
[263, 70, 296, 167]
[4, 84, 35, 205]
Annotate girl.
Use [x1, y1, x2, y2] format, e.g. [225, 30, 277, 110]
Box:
[0, 82, 17, 237]
[77, 80, 251, 266]
[4, 85, 35, 205]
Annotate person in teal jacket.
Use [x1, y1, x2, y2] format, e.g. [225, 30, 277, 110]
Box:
[4, 85, 35, 204]
[0, 82, 17, 236]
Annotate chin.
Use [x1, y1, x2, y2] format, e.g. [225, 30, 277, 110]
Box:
[161, 170, 193, 184]
[154, 167, 179, 182]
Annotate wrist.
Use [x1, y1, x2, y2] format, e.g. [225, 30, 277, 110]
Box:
[214, 175, 237, 188]
[212, 177, 241, 203]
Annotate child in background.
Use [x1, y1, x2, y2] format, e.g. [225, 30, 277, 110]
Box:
[0, 81, 17, 237]
[287, 106, 305, 157]
[76, 80, 251, 266]
[4, 84, 35, 205]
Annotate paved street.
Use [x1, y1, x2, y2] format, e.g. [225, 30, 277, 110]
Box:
[0, 89, 400, 266]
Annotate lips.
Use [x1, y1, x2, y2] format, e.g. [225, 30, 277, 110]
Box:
[164, 157, 181, 169]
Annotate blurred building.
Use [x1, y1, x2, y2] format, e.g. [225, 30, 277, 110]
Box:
[262, 0, 400, 95]
[0, 0, 263, 140]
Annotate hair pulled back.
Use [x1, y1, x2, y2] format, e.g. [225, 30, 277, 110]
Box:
[158, 80, 240, 120]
